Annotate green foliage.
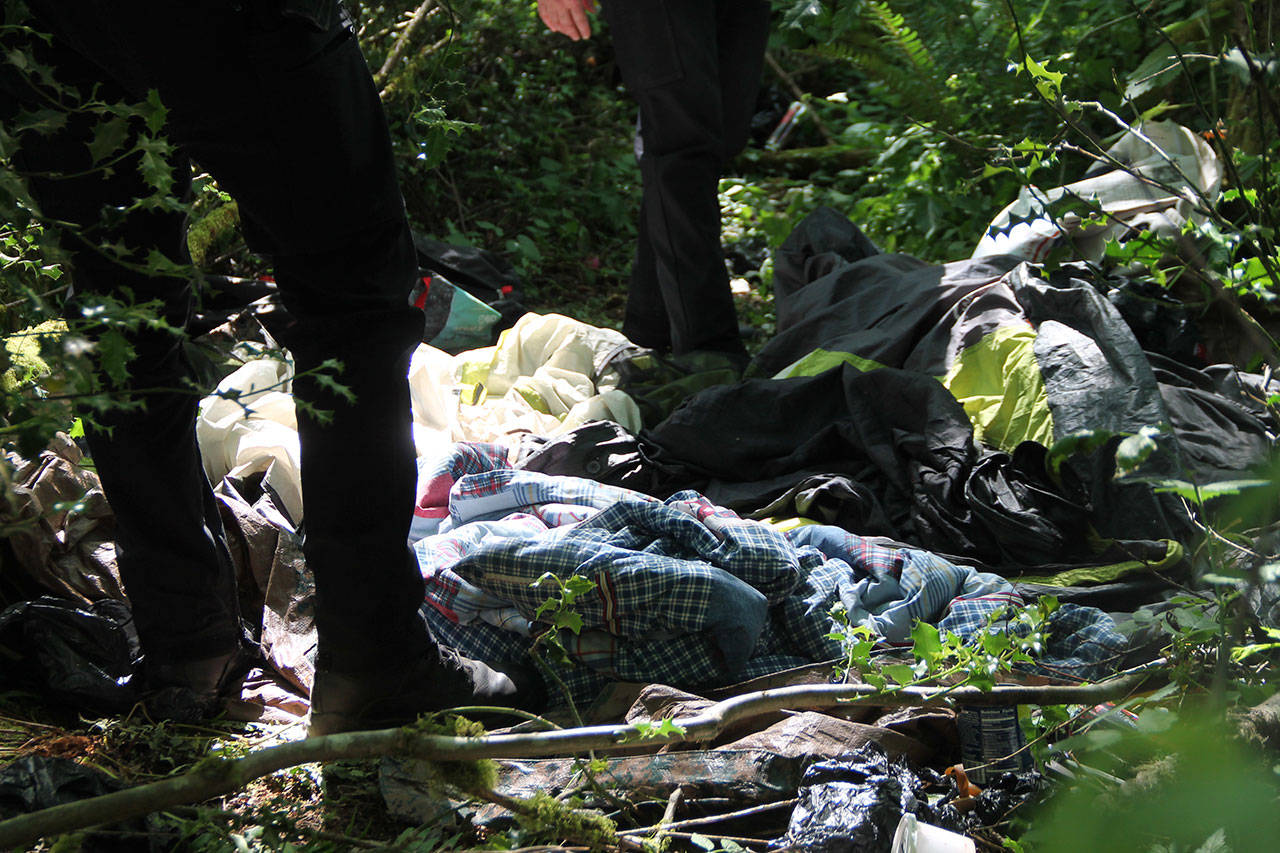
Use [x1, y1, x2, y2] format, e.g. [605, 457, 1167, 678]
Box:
[396, 742, 501, 800]
[532, 570, 597, 640]
[758, 0, 1280, 284]
[825, 596, 1058, 692]
[779, 0, 951, 129]
[351, 0, 638, 304]
[1022, 423, 1280, 848]
[626, 717, 688, 743]
[1027, 711, 1280, 852]
[0, 6, 213, 458]
[527, 571, 597, 723]
[689, 834, 750, 853]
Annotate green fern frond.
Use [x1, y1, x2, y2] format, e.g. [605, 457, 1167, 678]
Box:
[868, 1, 935, 73]
[800, 0, 953, 128]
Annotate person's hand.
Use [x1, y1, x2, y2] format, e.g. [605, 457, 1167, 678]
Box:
[538, 0, 596, 41]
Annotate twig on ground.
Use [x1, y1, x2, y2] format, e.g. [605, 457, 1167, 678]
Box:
[658, 829, 773, 848]
[660, 787, 682, 825]
[972, 832, 1008, 851]
[621, 797, 798, 836]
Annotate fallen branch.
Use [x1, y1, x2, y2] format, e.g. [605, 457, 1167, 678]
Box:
[1234, 690, 1280, 751]
[0, 664, 1163, 849]
[740, 145, 874, 176]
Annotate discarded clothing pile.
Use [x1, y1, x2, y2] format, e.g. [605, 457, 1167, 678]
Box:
[410, 445, 1129, 706]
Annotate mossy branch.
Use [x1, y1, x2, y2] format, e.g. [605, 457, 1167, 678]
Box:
[0, 663, 1166, 849]
[373, 0, 440, 92]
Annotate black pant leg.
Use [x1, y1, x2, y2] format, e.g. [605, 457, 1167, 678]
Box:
[623, 194, 671, 351]
[266, 225, 428, 674]
[17, 1, 430, 673]
[1, 15, 244, 664]
[605, 0, 769, 357]
[716, 0, 772, 161]
[134, 3, 430, 674]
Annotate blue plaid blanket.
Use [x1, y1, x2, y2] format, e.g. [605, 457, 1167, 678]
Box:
[413, 446, 1131, 706]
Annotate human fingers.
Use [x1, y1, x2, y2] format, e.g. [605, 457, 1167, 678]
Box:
[538, 0, 591, 40]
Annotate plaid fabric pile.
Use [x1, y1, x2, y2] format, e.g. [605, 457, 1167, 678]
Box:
[411, 441, 511, 540]
[413, 445, 1132, 707]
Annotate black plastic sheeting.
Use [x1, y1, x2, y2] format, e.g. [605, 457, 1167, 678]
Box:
[0, 596, 140, 712]
[1102, 274, 1201, 366]
[0, 755, 155, 851]
[772, 745, 1045, 852]
[0, 755, 120, 818]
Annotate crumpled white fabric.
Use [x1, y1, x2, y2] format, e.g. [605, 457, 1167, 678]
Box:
[196, 356, 302, 524]
[408, 343, 465, 459]
[196, 313, 644, 525]
[443, 312, 642, 443]
[973, 121, 1222, 263]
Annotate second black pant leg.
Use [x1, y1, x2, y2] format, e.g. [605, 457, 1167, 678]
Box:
[606, 0, 746, 357]
[717, 0, 772, 160]
[268, 224, 428, 674]
[623, 196, 672, 351]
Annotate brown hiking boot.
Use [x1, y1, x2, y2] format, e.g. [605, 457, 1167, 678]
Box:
[306, 644, 545, 737]
[140, 645, 254, 722]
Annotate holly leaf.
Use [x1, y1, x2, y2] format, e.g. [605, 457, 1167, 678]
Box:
[12, 106, 67, 137]
[652, 718, 686, 738]
[143, 248, 190, 277]
[1046, 429, 1118, 477]
[883, 663, 916, 687]
[140, 88, 168, 134]
[87, 115, 129, 164]
[96, 329, 133, 386]
[780, 0, 824, 32]
[910, 621, 944, 669]
[1019, 55, 1066, 99]
[967, 668, 995, 692]
[563, 574, 597, 597]
[1115, 426, 1163, 477]
[136, 134, 174, 196]
[981, 631, 1013, 658]
[310, 371, 355, 404]
[553, 610, 584, 635]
